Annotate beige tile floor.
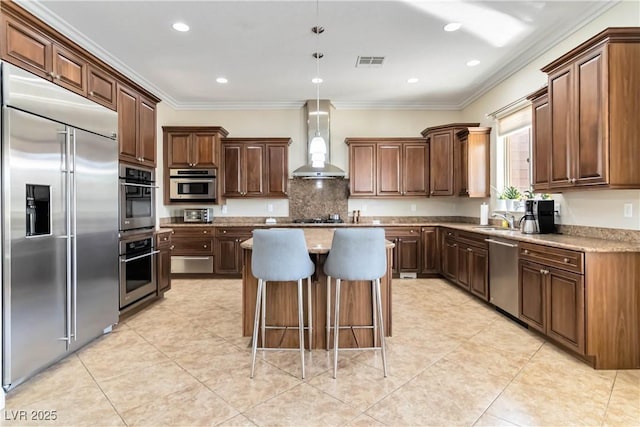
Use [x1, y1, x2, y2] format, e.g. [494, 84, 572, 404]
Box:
[3, 278, 639, 427]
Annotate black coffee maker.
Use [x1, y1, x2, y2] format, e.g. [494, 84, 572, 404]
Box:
[524, 200, 555, 234]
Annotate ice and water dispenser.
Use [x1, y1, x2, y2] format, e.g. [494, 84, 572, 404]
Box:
[25, 184, 50, 237]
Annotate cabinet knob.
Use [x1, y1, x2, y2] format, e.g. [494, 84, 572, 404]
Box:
[163, 237, 168, 241]
[467, 248, 472, 252]
[430, 191, 434, 195]
[203, 245, 207, 248]
[410, 229, 415, 233]
[572, 178, 577, 184]
[453, 244, 457, 247]
[222, 230, 226, 234]
[171, 231, 175, 234]
[523, 249, 529, 254]
[563, 258, 570, 263]
[89, 91, 95, 96]
[170, 245, 175, 250]
[203, 230, 208, 234]
[540, 269, 545, 274]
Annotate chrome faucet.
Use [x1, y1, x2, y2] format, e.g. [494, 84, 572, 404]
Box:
[492, 212, 516, 230]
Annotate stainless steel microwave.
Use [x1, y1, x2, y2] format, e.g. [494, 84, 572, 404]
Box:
[169, 169, 217, 202]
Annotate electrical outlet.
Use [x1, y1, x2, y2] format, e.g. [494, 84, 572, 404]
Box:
[624, 203, 633, 218]
[267, 203, 273, 213]
[221, 205, 228, 214]
[410, 204, 417, 212]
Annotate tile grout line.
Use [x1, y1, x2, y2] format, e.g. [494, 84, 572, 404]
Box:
[599, 370, 619, 427]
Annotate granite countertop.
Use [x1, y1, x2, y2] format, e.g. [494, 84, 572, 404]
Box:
[438, 223, 640, 253]
[162, 219, 640, 253]
[240, 228, 395, 254]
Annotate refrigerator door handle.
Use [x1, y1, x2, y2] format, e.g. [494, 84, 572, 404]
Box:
[64, 127, 72, 350]
[71, 129, 78, 342]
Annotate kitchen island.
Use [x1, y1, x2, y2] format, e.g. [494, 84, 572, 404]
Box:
[240, 228, 394, 349]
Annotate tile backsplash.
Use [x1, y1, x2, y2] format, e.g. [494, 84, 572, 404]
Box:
[288, 179, 349, 220]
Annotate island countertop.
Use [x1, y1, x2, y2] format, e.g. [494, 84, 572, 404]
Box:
[240, 227, 395, 254]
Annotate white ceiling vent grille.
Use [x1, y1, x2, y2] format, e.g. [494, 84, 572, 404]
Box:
[356, 56, 385, 68]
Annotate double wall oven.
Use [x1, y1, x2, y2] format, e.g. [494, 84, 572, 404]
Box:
[118, 164, 157, 310]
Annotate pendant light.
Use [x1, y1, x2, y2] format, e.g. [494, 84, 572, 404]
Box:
[309, 0, 326, 168]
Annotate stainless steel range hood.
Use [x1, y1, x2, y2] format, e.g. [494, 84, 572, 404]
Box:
[292, 100, 346, 179]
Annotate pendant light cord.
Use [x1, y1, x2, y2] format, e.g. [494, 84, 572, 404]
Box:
[315, 0, 321, 135]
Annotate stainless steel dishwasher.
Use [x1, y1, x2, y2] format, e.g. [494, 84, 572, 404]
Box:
[486, 237, 519, 317]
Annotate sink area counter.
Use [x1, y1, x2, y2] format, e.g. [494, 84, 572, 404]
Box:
[241, 228, 394, 349]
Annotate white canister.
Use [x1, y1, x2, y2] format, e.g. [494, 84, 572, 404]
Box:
[480, 203, 489, 225]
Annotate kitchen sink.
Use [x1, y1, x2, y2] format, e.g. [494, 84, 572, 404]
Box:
[472, 226, 516, 232]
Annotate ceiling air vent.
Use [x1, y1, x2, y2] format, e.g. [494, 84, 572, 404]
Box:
[356, 56, 385, 68]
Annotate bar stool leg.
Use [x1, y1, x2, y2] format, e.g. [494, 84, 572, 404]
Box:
[333, 278, 341, 379]
[307, 277, 313, 351]
[326, 276, 331, 351]
[250, 278, 264, 378]
[374, 277, 387, 377]
[297, 278, 306, 379]
[261, 281, 266, 352]
[372, 280, 377, 348]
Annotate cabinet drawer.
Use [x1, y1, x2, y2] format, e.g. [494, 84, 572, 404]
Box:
[171, 256, 214, 274]
[172, 238, 213, 255]
[216, 226, 253, 237]
[519, 242, 583, 274]
[456, 230, 488, 249]
[171, 227, 214, 238]
[155, 231, 172, 249]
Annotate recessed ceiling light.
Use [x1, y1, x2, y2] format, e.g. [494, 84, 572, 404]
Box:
[172, 22, 190, 32]
[407, 78, 419, 84]
[216, 77, 228, 84]
[466, 60, 480, 67]
[444, 22, 462, 32]
[311, 77, 323, 84]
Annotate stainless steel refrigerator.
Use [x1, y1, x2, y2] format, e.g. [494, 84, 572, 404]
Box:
[1, 62, 119, 390]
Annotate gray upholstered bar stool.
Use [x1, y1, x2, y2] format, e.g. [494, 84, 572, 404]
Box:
[250, 229, 315, 379]
[324, 228, 388, 379]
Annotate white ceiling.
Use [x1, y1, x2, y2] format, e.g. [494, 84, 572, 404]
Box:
[19, 0, 617, 110]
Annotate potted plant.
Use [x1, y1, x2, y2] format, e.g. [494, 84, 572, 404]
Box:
[500, 186, 521, 211]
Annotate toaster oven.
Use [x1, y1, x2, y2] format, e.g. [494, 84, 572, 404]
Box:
[183, 208, 214, 223]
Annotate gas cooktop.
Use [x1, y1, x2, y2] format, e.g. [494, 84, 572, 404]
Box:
[293, 218, 344, 224]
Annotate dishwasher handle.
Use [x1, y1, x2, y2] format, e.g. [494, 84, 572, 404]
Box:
[485, 238, 518, 248]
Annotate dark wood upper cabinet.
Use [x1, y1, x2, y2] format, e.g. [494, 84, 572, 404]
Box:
[421, 123, 487, 197]
[163, 126, 228, 169]
[528, 88, 550, 191]
[348, 142, 376, 196]
[536, 27, 640, 191]
[118, 84, 157, 168]
[221, 138, 291, 199]
[346, 138, 428, 198]
[87, 64, 117, 110]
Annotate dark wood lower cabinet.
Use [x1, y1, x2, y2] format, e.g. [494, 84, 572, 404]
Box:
[156, 229, 172, 294]
[385, 227, 420, 277]
[468, 247, 488, 300]
[215, 227, 253, 275]
[441, 235, 458, 281]
[421, 227, 438, 274]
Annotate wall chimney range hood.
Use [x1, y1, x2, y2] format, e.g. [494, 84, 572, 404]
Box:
[292, 100, 346, 179]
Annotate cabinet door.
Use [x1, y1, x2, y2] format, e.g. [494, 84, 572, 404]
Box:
[138, 96, 156, 167]
[1, 16, 52, 79]
[157, 247, 171, 293]
[456, 245, 470, 290]
[574, 48, 607, 187]
[398, 235, 420, 272]
[549, 66, 573, 188]
[377, 144, 402, 196]
[469, 247, 489, 300]
[215, 237, 242, 274]
[117, 85, 139, 164]
[531, 93, 551, 190]
[244, 145, 265, 196]
[265, 143, 288, 197]
[192, 132, 218, 168]
[519, 260, 545, 332]
[457, 134, 469, 196]
[421, 227, 438, 274]
[429, 131, 454, 195]
[546, 267, 585, 354]
[403, 143, 429, 196]
[166, 132, 192, 168]
[222, 144, 243, 197]
[51, 44, 86, 95]
[349, 143, 376, 196]
[87, 65, 117, 110]
[442, 236, 458, 281]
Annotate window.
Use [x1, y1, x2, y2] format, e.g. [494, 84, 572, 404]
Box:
[496, 106, 532, 195]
